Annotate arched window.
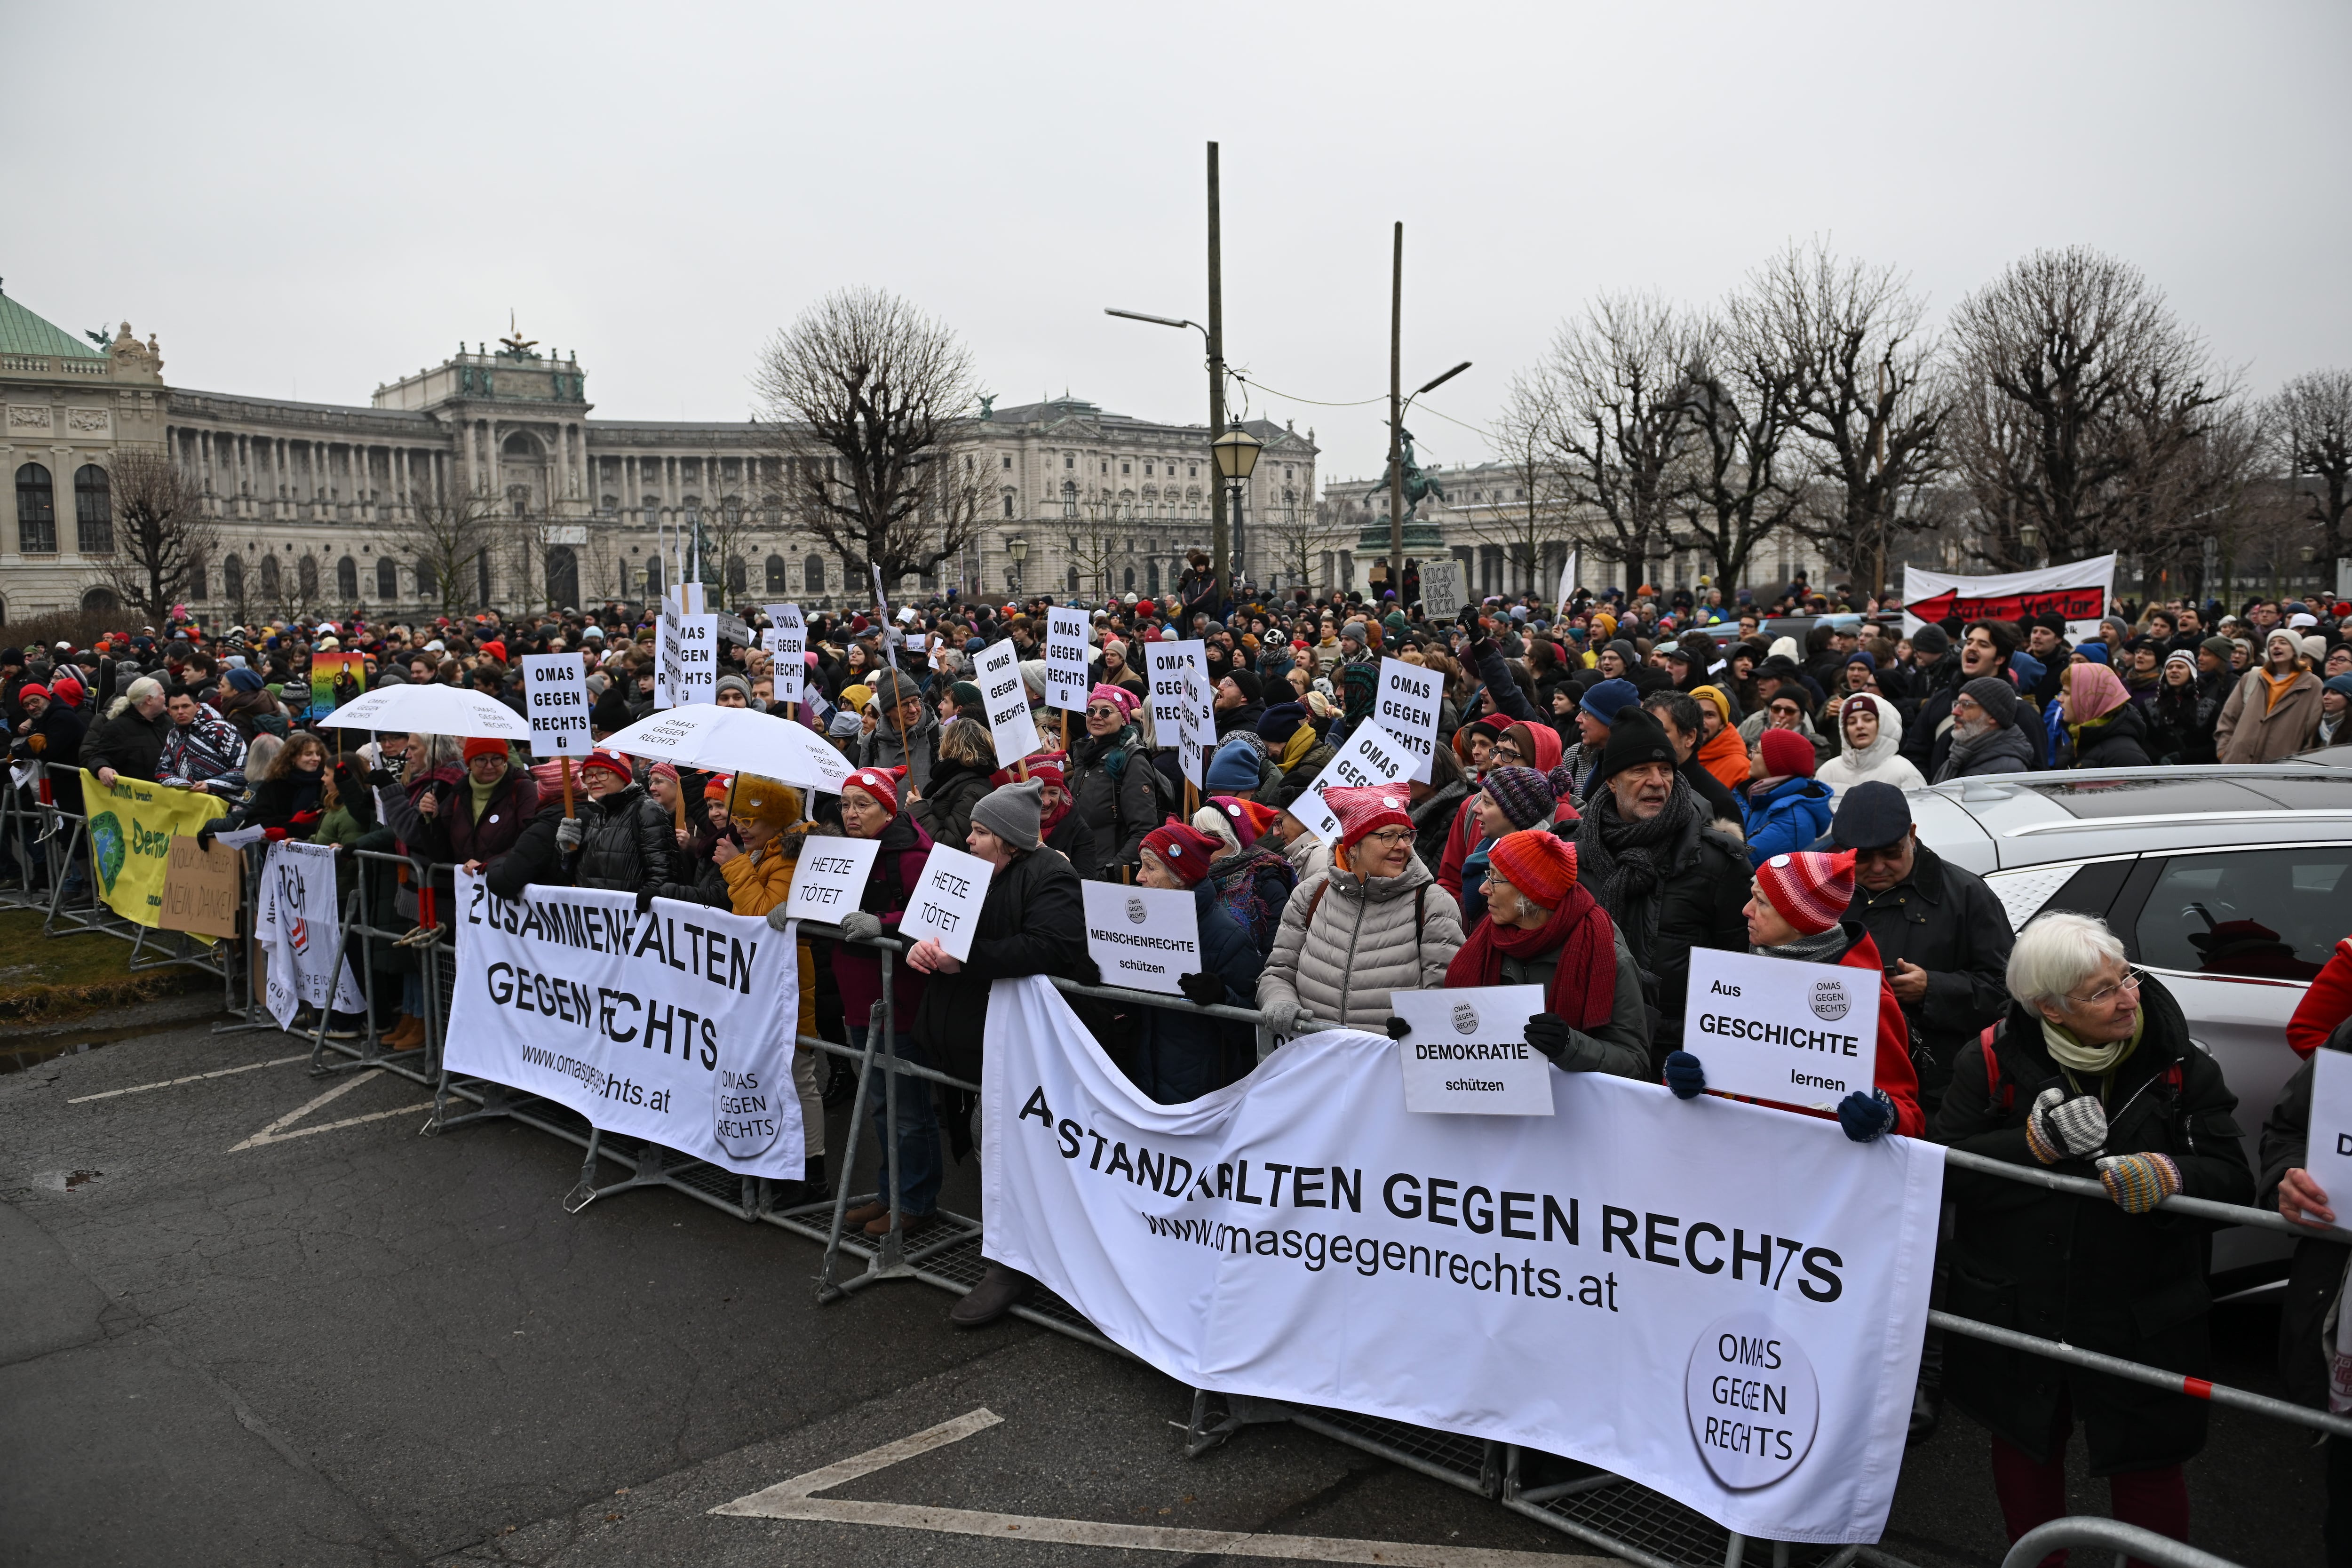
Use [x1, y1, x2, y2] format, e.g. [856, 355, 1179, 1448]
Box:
[416, 558, 437, 600]
[804, 554, 826, 594]
[223, 553, 245, 601]
[1124, 566, 1135, 591]
[74, 465, 112, 554]
[259, 553, 282, 598]
[14, 463, 55, 553]
[1003, 493, 1015, 518]
[297, 554, 318, 598]
[1066, 566, 1079, 594]
[725, 554, 747, 595]
[81, 586, 119, 614]
[1061, 479, 1078, 517]
[644, 555, 663, 599]
[336, 555, 358, 600]
[376, 557, 398, 599]
[546, 545, 579, 608]
[765, 553, 788, 594]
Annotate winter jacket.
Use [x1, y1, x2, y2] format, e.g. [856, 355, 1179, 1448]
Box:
[2215, 668, 2323, 763]
[1677, 756, 1742, 828]
[1269, 737, 1337, 809]
[1740, 776, 1835, 867]
[1067, 725, 1159, 874]
[829, 812, 934, 1035]
[1933, 976, 2253, 1473]
[718, 835, 820, 1046]
[909, 758, 994, 854]
[13, 703, 87, 815]
[566, 782, 677, 893]
[1409, 778, 1471, 878]
[858, 705, 940, 795]
[1573, 794, 1752, 1059]
[1928, 720, 2038, 782]
[1201, 842, 1295, 956]
[1693, 723, 1749, 792]
[1844, 841, 2013, 1111]
[914, 844, 1091, 1086]
[2257, 1030, 2352, 1414]
[1043, 805, 1104, 881]
[1255, 855, 1466, 1030]
[1129, 883, 1266, 1104]
[236, 771, 329, 839]
[2055, 698, 2153, 769]
[78, 703, 172, 784]
[157, 709, 249, 796]
[1815, 702, 1927, 793]
[430, 767, 542, 868]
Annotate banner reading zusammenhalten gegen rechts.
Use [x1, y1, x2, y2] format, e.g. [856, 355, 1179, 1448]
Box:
[445, 871, 806, 1178]
[981, 977, 1943, 1544]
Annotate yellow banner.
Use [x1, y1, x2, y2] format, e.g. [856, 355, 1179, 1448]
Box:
[77, 770, 230, 933]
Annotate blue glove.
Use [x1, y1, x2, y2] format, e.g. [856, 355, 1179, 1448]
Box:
[1837, 1087, 1898, 1143]
[1664, 1051, 1706, 1100]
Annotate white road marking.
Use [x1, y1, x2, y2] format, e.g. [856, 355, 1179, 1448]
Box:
[228, 1070, 436, 1152]
[71, 1053, 311, 1104]
[714, 1408, 1600, 1565]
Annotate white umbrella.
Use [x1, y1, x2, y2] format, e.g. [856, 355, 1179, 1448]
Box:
[600, 705, 852, 795]
[310, 684, 532, 739]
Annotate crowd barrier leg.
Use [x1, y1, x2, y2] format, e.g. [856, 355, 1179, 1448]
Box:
[813, 1007, 885, 1303]
[1998, 1518, 2239, 1568]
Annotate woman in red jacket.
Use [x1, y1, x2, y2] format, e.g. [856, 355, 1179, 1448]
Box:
[1662, 847, 1925, 1140]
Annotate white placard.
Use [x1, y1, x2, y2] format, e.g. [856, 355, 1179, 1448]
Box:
[975, 638, 1043, 764]
[762, 605, 807, 708]
[1045, 606, 1092, 713]
[1388, 984, 1553, 1115]
[2307, 1051, 2352, 1221]
[1144, 639, 1212, 785]
[1290, 722, 1418, 842]
[519, 653, 591, 758]
[901, 841, 994, 962]
[871, 562, 890, 622]
[673, 613, 718, 706]
[715, 611, 752, 647]
[1684, 947, 1875, 1113]
[656, 608, 680, 709]
[1080, 880, 1202, 997]
[1375, 657, 1443, 783]
[1420, 559, 1465, 620]
[783, 835, 883, 924]
[1557, 549, 1579, 616]
[255, 840, 365, 1028]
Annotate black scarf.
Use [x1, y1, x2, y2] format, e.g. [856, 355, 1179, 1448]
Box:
[1574, 773, 1698, 920]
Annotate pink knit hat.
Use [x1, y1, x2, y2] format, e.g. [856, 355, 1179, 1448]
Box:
[1322, 784, 1413, 850]
[1754, 849, 1858, 936]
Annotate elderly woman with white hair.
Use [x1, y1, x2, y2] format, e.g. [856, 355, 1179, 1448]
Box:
[1933, 911, 2252, 1563]
[2215, 625, 2322, 763]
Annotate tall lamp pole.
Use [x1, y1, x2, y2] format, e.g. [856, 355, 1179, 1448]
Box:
[1388, 223, 1403, 597]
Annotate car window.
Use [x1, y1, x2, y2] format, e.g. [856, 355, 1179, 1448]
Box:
[2135, 848, 2352, 980]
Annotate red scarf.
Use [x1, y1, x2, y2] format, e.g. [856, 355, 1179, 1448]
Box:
[1444, 883, 1616, 1031]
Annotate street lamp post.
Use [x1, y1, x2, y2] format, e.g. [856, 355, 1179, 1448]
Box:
[1212, 427, 1261, 592]
[1006, 534, 1027, 599]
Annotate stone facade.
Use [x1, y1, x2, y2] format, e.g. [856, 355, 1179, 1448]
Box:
[0, 287, 1317, 623]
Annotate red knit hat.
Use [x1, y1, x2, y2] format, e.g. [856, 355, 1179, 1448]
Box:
[580, 748, 633, 783]
[1758, 727, 1815, 779]
[480, 639, 508, 664]
[462, 736, 509, 764]
[1322, 784, 1413, 849]
[1213, 795, 1280, 847]
[1141, 818, 1221, 885]
[843, 766, 903, 815]
[1487, 829, 1579, 911]
[704, 773, 733, 801]
[16, 683, 49, 704]
[1754, 849, 1857, 936]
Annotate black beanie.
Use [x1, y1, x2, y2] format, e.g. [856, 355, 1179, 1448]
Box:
[1226, 668, 1263, 705]
[1589, 712, 1679, 790]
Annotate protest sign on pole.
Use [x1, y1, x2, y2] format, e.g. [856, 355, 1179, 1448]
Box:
[656, 604, 681, 709]
[256, 839, 365, 1028]
[1144, 640, 1212, 786]
[1388, 985, 1552, 1114]
[714, 610, 752, 648]
[75, 770, 227, 932]
[1044, 606, 1092, 713]
[1374, 657, 1442, 783]
[519, 654, 591, 758]
[901, 841, 993, 961]
[1288, 724, 1417, 841]
[447, 872, 805, 1178]
[1684, 947, 1876, 1114]
[1557, 548, 1579, 616]
[782, 836, 882, 924]
[160, 834, 241, 939]
[673, 614, 718, 705]
[1900, 554, 2115, 646]
[1079, 881, 1201, 997]
[975, 638, 1043, 765]
[982, 977, 1943, 1546]
[1419, 559, 1464, 620]
[762, 604, 806, 708]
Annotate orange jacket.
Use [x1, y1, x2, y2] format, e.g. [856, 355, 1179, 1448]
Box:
[720, 839, 818, 1042]
[1696, 724, 1749, 791]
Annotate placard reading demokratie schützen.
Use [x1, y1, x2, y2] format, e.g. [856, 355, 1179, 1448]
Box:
[1079, 880, 1201, 997]
[1389, 985, 1553, 1114]
[519, 654, 591, 757]
[1684, 947, 1875, 1112]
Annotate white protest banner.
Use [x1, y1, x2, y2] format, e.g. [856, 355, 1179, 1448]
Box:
[870, 562, 890, 621]
[715, 610, 752, 647]
[901, 841, 993, 962]
[783, 835, 882, 925]
[1144, 640, 1212, 785]
[1044, 606, 1093, 713]
[255, 840, 364, 1029]
[2307, 1051, 2352, 1220]
[1900, 553, 2115, 646]
[1684, 947, 1876, 1114]
[656, 606, 681, 709]
[673, 613, 719, 705]
[1080, 880, 1201, 997]
[1389, 985, 1551, 1114]
[1374, 656, 1442, 783]
[975, 637, 1043, 764]
[1420, 559, 1464, 620]
[982, 977, 1942, 1545]
[1557, 548, 1579, 616]
[519, 654, 591, 758]
[762, 605, 807, 708]
[1289, 723, 1417, 842]
[447, 871, 805, 1177]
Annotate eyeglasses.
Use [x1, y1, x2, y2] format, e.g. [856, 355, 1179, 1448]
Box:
[1492, 744, 1524, 763]
[1086, 704, 1120, 718]
[2069, 968, 2146, 1007]
[1361, 828, 1415, 848]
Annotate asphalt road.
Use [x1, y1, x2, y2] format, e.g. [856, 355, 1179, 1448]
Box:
[0, 1018, 2328, 1568]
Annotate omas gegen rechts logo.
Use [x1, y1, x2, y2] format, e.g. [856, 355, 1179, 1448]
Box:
[1450, 1001, 1479, 1035]
[1807, 979, 1851, 1022]
[1685, 1310, 1819, 1489]
[1125, 896, 1149, 925]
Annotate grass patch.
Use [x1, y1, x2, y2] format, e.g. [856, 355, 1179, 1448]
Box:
[0, 908, 215, 1023]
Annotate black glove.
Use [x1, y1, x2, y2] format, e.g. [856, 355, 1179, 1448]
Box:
[1176, 971, 1224, 1007]
[1525, 1011, 1570, 1061]
[1384, 1016, 1412, 1040]
[1069, 954, 1103, 988]
[366, 766, 400, 788]
[194, 823, 217, 851]
[635, 886, 659, 915]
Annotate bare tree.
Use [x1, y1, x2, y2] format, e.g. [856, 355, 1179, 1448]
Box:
[1462, 393, 1578, 597]
[1947, 247, 2231, 571]
[89, 447, 217, 621]
[1667, 308, 1809, 598]
[751, 288, 984, 589]
[1261, 491, 1357, 595]
[387, 482, 501, 621]
[1740, 242, 1949, 598]
[1519, 294, 1699, 591]
[2270, 369, 2352, 577]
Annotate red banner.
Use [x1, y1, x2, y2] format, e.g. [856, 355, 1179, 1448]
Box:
[1904, 585, 2107, 626]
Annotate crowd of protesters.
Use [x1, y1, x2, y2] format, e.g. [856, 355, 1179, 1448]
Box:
[12, 560, 2352, 1563]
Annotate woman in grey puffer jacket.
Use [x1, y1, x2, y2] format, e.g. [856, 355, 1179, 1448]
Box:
[1257, 785, 1466, 1033]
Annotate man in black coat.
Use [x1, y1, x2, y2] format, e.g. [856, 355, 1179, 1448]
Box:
[79, 679, 172, 788]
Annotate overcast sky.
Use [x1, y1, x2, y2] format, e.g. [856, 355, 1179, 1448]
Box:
[8, 2, 2346, 485]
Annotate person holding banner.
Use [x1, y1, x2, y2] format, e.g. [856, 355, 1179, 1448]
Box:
[1443, 829, 1648, 1079]
[1662, 848, 1923, 1140]
[1126, 818, 1266, 1103]
[713, 774, 827, 1194]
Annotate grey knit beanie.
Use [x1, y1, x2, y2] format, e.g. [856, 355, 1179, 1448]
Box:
[970, 778, 1043, 851]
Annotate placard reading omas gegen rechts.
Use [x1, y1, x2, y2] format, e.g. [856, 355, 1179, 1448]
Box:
[519, 653, 591, 757]
[1683, 947, 1875, 1112]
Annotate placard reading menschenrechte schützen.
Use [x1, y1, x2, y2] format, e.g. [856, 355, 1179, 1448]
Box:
[1079, 880, 1201, 997]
